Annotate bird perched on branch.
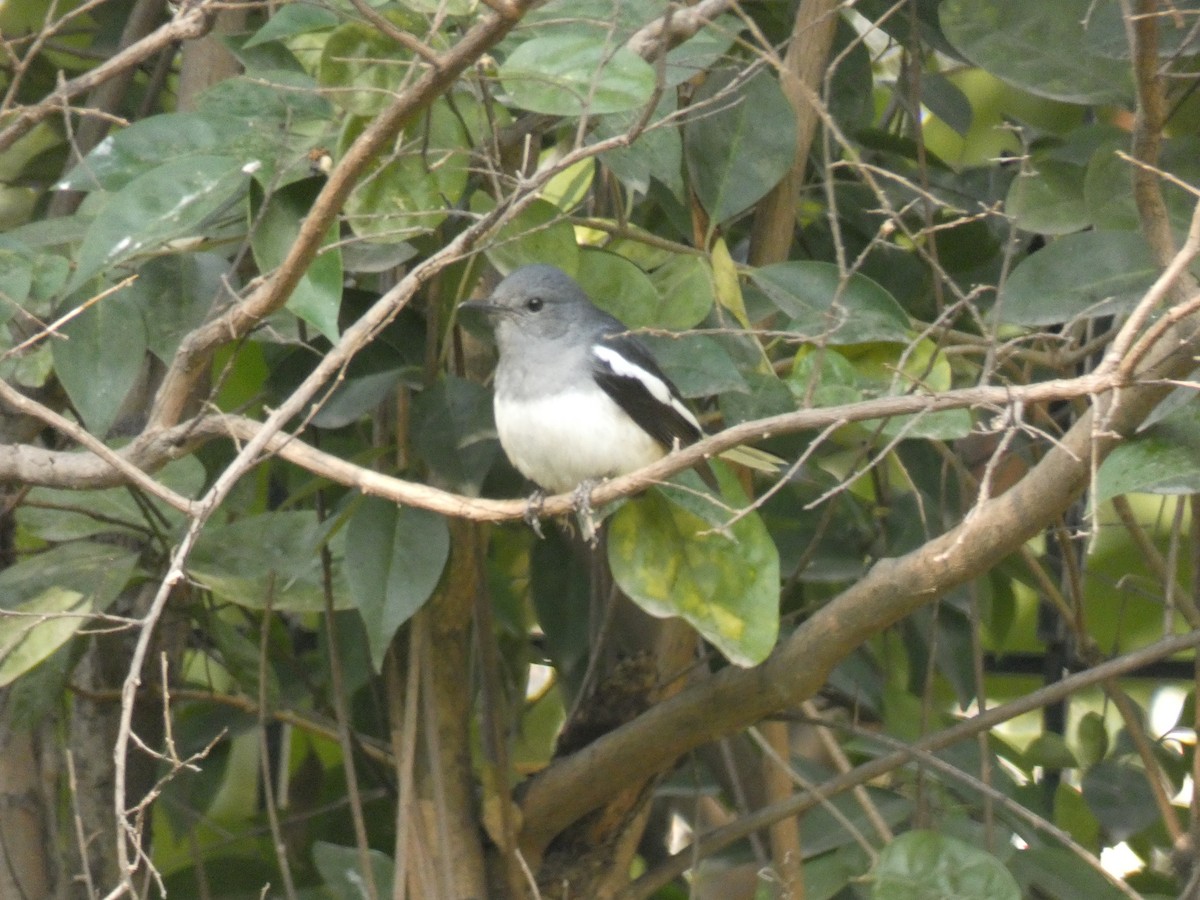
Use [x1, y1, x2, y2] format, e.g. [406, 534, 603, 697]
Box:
[461, 264, 773, 537]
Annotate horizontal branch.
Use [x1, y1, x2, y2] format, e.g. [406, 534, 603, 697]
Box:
[0, 366, 1119, 514]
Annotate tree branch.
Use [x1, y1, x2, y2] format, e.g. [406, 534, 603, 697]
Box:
[514, 293, 1200, 854]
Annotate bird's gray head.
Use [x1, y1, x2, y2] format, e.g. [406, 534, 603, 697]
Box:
[462, 265, 600, 352]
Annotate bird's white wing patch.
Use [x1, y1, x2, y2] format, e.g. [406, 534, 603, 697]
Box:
[591, 344, 701, 432]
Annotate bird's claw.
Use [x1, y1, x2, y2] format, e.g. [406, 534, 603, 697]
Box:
[572, 479, 599, 546]
[524, 489, 546, 539]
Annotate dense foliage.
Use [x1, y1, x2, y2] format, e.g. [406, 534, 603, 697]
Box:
[1, 0, 1200, 897]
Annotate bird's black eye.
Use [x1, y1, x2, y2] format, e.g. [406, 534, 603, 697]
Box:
[525, 297, 544, 312]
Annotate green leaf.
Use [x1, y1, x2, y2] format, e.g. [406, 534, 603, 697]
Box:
[1024, 733, 1078, 770]
[1076, 711, 1110, 768]
[52, 280, 148, 435]
[751, 262, 910, 344]
[479, 197, 580, 277]
[608, 465, 780, 667]
[243, 3, 339, 48]
[56, 114, 233, 191]
[685, 69, 797, 226]
[1006, 158, 1089, 236]
[1097, 403, 1200, 500]
[595, 98, 683, 197]
[312, 841, 395, 900]
[940, 0, 1131, 105]
[125, 253, 230, 361]
[1081, 759, 1160, 840]
[70, 156, 250, 290]
[576, 250, 659, 328]
[189, 512, 349, 612]
[342, 100, 470, 241]
[318, 17, 424, 116]
[870, 831, 1020, 900]
[662, 14, 739, 87]
[499, 34, 656, 116]
[0, 544, 139, 686]
[251, 178, 342, 340]
[409, 376, 499, 495]
[0, 587, 89, 688]
[20, 456, 205, 541]
[645, 254, 716, 330]
[346, 499, 450, 670]
[641, 333, 747, 398]
[923, 72, 973, 136]
[0, 239, 34, 316]
[998, 231, 1159, 326]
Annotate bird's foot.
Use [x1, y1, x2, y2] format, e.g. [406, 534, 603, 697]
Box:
[523, 489, 547, 540]
[572, 479, 599, 546]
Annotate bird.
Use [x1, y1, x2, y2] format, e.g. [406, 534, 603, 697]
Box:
[460, 264, 713, 534]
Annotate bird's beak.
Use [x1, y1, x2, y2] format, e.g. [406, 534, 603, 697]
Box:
[458, 297, 499, 317]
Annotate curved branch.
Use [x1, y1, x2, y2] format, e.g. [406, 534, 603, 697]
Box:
[514, 298, 1200, 855]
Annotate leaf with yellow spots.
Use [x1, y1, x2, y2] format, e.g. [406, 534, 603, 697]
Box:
[607, 466, 779, 667]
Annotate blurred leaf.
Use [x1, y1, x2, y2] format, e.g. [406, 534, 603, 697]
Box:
[595, 94, 683, 197]
[1097, 402, 1200, 500]
[57, 114, 238, 192]
[251, 177, 342, 340]
[940, 0, 1130, 104]
[531, 526, 591, 691]
[189, 512, 349, 612]
[710, 237, 748, 327]
[243, 3, 339, 47]
[1084, 137, 1200, 234]
[870, 831, 1020, 900]
[998, 231, 1158, 326]
[685, 70, 797, 226]
[20, 456, 205, 541]
[70, 156, 250, 290]
[0, 587, 88, 688]
[499, 34, 656, 116]
[577, 250, 660, 328]
[1081, 759, 1160, 840]
[312, 841, 395, 899]
[318, 17, 424, 116]
[346, 499, 450, 670]
[608, 466, 780, 666]
[663, 14, 739, 87]
[645, 254, 716, 330]
[0, 544, 138, 686]
[343, 100, 471, 241]
[481, 197, 580, 276]
[1024, 733, 1078, 770]
[789, 347, 863, 409]
[642, 333, 746, 398]
[52, 280, 148, 435]
[1006, 158, 1089, 236]
[125, 252, 229, 361]
[923, 72, 973, 136]
[751, 262, 909, 344]
[1008, 846, 1130, 900]
[409, 376, 499, 495]
[1075, 711, 1110, 768]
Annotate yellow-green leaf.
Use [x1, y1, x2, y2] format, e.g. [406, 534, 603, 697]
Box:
[608, 465, 779, 667]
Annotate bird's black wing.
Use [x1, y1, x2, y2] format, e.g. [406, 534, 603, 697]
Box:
[590, 331, 702, 451]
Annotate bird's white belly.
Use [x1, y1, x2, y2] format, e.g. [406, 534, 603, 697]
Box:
[494, 388, 665, 494]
